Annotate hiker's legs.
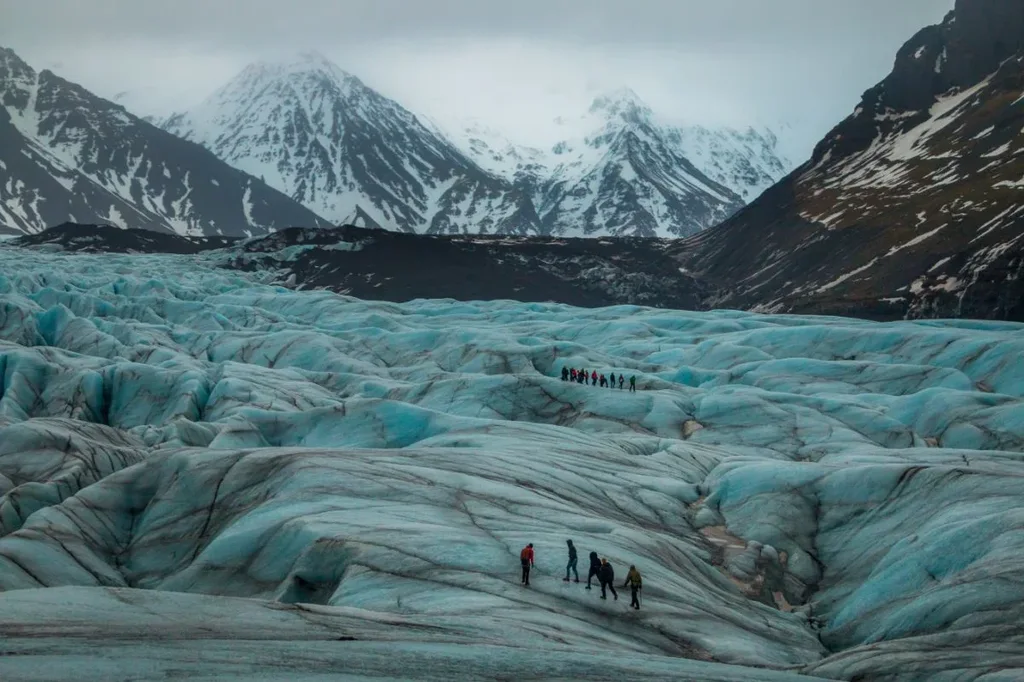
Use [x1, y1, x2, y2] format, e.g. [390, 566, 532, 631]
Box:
[609, 584, 617, 600]
[587, 568, 598, 588]
[631, 587, 640, 609]
[600, 580, 607, 598]
[521, 561, 530, 584]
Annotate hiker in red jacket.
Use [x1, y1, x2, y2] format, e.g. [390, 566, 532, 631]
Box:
[520, 544, 535, 586]
[591, 370, 598, 385]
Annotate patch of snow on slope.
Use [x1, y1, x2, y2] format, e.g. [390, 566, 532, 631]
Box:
[983, 142, 1013, 158]
[886, 224, 947, 257]
[972, 206, 1016, 242]
[994, 175, 1024, 188]
[816, 258, 880, 293]
[888, 79, 990, 162]
[972, 126, 995, 140]
[241, 183, 256, 229]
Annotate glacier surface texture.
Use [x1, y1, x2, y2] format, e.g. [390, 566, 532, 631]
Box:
[0, 244, 1022, 681]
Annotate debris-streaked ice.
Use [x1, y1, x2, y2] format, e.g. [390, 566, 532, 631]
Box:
[0, 246, 1022, 681]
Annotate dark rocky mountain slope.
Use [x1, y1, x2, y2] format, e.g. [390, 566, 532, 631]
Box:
[9, 223, 707, 309]
[11, 222, 237, 253]
[675, 0, 1024, 321]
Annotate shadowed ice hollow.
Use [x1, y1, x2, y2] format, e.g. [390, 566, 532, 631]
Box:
[0, 246, 1022, 681]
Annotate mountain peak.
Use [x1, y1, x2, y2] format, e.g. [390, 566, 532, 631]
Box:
[588, 87, 653, 124]
[0, 45, 33, 79]
[231, 52, 365, 96]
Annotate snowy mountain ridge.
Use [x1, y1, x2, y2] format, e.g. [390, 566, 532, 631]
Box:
[162, 53, 793, 238]
[446, 88, 791, 204]
[0, 47, 327, 237]
[162, 52, 541, 236]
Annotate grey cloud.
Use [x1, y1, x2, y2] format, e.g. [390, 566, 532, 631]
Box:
[3, 0, 952, 51]
[1, 0, 956, 161]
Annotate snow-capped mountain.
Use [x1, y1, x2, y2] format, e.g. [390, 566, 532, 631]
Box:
[678, 0, 1024, 321]
[538, 89, 771, 237]
[161, 53, 540, 235]
[0, 47, 328, 237]
[163, 55, 790, 239]
[448, 89, 791, 238]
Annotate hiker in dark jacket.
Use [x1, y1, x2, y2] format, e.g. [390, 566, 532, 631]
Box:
[564, 540, 579, 582]
[561, 366, 570, 381]
[623, 565, 643, 610]
[608, 372, 616, 389]
[629, 375, 637, 392]
[618, 375, 625, 389]
[585, 551, 601, 590]
[599, 558, 617, 600]
[581, 368, 588, 385]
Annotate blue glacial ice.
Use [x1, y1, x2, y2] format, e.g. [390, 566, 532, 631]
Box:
[0, 245, 1022, 681]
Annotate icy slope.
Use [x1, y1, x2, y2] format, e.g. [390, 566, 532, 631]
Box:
[0, 244, 1022, 680]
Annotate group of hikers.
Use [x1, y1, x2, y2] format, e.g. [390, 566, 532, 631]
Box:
[519, 540, 644, 610]
[561, 367, 637, 392]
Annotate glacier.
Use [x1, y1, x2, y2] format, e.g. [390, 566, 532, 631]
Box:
[0, 242, 1022, 681]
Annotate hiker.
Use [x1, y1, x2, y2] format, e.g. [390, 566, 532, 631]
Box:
[629, 375, 637, 393]
[599, 558, 618, 600]
[599, 374, 608, 388]
[623, 565, 643, 610]
[618, 375, 625, 389]
[585, 551, 602, 590]
[608, 372, 616, 389]
[570, 368, 577, 382]
[591, 370, 598, 385]
[561, 367, 570, 382]
[564, 540, 579, 583]
[579, 368, 586, 384]
[581, 368, 588, 385]
[520, 544, 535, 586]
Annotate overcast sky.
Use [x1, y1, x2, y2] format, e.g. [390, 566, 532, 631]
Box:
[2, 0, 954, 160]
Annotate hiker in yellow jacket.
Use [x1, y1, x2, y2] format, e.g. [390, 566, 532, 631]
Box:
[623, 565, 643, 610]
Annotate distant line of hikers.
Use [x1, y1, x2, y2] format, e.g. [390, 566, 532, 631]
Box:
[520, 540, 644, 610]
[561, 367, 637, 392]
